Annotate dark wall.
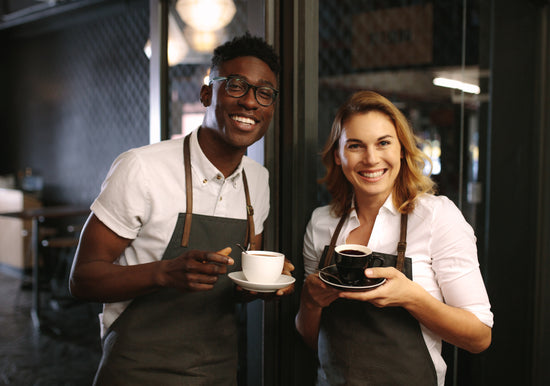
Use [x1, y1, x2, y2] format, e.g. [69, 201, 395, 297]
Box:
[481, 0, 550, 385]
[1, 0, 149, 206]
[0, 30, 9, 175]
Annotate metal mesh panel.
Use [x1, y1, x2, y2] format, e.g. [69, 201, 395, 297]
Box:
[317, 0, 481, 206]
[4, 0, 149, 205]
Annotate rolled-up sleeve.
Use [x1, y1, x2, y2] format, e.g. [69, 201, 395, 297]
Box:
[430, 197, 494, 327]
[91, 150, 150, 240]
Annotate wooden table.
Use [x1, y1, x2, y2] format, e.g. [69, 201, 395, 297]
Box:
[0, 206, 90, 329]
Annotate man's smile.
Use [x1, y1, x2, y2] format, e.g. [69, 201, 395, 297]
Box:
[230, 114, 258, 127]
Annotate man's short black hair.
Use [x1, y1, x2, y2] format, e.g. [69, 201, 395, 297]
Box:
[211, 32, 280, 76]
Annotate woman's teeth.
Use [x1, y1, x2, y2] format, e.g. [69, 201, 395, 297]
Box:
[359, 170, 384, 178]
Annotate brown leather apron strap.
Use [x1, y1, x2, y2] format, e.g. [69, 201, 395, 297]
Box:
[321, 208, 349, 268]
[180, 133, 255, 249]
[241, 170, 256, 250]
[395, 213, 408, 272]
[181, 134, 193, 247]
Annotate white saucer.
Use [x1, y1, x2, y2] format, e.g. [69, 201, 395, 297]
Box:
[228, 271, 295, 293]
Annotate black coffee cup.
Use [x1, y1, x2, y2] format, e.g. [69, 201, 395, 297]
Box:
[334, 244, 383, 285]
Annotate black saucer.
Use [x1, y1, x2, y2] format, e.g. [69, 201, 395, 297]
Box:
[318, 265, 386, 291]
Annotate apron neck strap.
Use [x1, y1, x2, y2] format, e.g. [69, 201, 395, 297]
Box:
[180, 133, 255, 249]
[396, 213, 408, 272]
[181, 134, 193, 247]
[321, 208, 350, 268]
[241, 170, 256, 250]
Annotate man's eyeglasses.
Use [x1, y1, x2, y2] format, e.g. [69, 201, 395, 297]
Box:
[210, 76, 279, 107]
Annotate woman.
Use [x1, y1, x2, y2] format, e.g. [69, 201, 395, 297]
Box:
[295, 91, 493, 385]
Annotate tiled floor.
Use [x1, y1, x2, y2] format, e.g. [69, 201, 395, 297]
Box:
[0, 270, 101, 385]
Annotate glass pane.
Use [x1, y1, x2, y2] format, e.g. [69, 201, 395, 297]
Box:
[318, 0, 487, 231]
[167, 0, 252, 140]
[317, 1, 488, 383]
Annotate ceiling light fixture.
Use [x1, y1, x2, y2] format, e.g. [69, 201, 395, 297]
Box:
[433, 77, 480, 94]
[183, 27, 226, 53]
[176, 0, 236, 32]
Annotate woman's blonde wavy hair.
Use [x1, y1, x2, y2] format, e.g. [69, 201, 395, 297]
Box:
[320, 90, 436, 217]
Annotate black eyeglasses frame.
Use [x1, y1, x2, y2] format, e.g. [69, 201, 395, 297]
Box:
[209, 76, 279, 107]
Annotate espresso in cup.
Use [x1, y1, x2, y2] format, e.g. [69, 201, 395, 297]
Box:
[334, 244, 381, 285]
[242, 250, 284, 284]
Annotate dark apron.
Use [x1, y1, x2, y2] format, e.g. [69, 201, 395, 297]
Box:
[317, 212, 437, 386]
[94, 134, 255, 385]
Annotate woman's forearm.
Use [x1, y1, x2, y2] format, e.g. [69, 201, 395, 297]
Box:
[405, 282, 492, 353]
[295, 299, 323, 350]
[295, 274, 342, 350]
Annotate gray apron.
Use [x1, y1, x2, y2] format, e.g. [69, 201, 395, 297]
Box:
[94, 134, 255, 385]
[317, 212, 438, 386]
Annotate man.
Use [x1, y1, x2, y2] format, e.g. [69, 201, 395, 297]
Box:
[69, 34, 293, 385]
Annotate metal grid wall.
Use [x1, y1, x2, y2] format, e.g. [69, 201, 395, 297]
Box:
[3, 0, 149, 206]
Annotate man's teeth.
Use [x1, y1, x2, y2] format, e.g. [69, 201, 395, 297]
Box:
[232, 115, 255, 125]
[360, 170, 384, 178]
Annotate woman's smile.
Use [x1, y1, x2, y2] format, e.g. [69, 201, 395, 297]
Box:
[358, 169, 386, 180]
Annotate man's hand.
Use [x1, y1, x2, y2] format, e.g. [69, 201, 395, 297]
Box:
[236, 258, 296, 300]
[275, 258, 295, 296]
[155, 247, 234, 292]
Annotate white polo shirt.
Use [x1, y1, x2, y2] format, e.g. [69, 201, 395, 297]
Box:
[91, 128, 270, 334]
[303, 194, 493, 386]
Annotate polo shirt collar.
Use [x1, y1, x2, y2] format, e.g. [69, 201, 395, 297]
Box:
[189, 128, 243, 187]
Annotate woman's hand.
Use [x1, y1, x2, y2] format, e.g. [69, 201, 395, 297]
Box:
[302, 273, 341, 308]
[339, 266, 420, 307]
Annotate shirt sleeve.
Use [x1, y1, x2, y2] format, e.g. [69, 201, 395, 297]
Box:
[91, 149, 151, 240]
[303, 217, 319, 278]
[430, 197, 494, 327]
[303, 206, 334, 279]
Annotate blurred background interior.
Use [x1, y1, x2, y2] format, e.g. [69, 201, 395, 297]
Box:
[1, 0, 549, 385]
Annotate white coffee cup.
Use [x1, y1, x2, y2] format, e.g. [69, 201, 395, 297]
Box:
[242, 250, 285, 284]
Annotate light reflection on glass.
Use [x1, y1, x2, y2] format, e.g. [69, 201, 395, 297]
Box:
[421, 138, 441, 176]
